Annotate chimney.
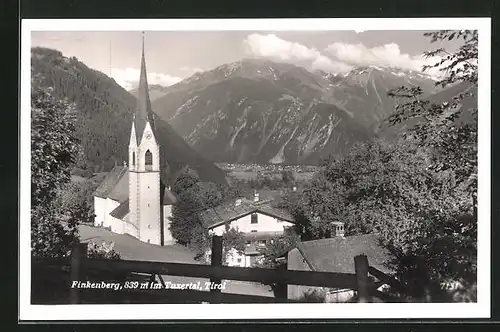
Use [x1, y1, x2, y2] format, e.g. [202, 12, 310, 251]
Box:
[235, 198, 242, 207]
[253, 191, 259, 202]
[331, 221, 345, 238]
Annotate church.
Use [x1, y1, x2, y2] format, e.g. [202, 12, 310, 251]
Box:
[93, 35, 177, 246]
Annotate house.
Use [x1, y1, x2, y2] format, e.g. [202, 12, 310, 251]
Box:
[199, 191, 296, 267]
[93, 34, 177, 246]
[286, 222, 391, 302]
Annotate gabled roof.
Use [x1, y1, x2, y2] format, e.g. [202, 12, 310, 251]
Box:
[294, 234, 392, 274]
[200, 198, 295, 229]
[133, 33, 156, 145]
[107, 169, 129, 203]
[93, 166, 127, 199]
[110, 199, 129, 219]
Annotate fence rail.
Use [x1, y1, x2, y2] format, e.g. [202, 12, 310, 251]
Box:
[32, 236, 407, 304]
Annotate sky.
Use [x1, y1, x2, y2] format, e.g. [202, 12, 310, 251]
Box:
[31, 30, 461, 91]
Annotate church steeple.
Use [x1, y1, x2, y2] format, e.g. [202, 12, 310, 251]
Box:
[133, 31, 156, 144]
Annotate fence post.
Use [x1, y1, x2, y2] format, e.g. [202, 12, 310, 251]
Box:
[210, 235, 223, 303]
[274, 262, 288, 302]
[354, 254, 371, 303]
[70, 242, 87, 304]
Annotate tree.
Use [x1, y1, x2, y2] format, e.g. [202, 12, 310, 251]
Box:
[382, 30, 478, 299]
[387, 30, 478, 211]
[258, 227, 300, 269]
[281, 169, 295, 184]
[31, 85, 82, 258]
[87, 240, 121, 259]
[302, 138, 475, 300]
[220, 227, 246, 265]
[170, 180, 224, 246]
[57, 180, 97, 225]
[172, 165, 200, 195]
[170, 166, 245, 261]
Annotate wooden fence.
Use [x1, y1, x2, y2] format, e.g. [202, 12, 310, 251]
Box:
[32, 236, 407, 304]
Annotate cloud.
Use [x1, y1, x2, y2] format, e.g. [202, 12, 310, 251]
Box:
[111, 67, 182, 91]
[243, 33, 353, 73]
[325, 42, 441, 75]
[180, 66, 203, 75]
[243, 33, 444, 77]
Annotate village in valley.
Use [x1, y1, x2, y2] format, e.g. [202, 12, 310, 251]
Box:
[29, 27, 480, 306]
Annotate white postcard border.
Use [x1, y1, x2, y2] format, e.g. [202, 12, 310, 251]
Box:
[19, 17, 491, 320]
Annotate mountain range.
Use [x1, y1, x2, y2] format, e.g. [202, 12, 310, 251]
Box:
[33, 47, 476, 172]
[148, 58, 472, 165]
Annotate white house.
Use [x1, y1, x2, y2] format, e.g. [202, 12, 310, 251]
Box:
[199, 192, 296, 267]
[93, 34, 177, 246]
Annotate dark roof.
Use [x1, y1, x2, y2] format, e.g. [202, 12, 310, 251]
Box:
[200, 198, 295, 229]
[110, 199, 129, 219]
[107, 169, 129, 202]
[93, 166, 127, 199]
[258, 204, 294, 222]
[295, 234, 391, 274]
[133, 34, 157, 145]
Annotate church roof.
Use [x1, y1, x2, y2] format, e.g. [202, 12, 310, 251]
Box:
[110, 199, 129, 219]
[94, 166, 127, 199]
[95, 165, 177, 208]
[133, 33, 157, 145]
[107, 169, 129, 203]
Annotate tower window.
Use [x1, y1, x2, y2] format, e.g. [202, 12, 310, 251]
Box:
[148, 224, 151, 229]
[148, 203, 150, 207]
[132, 152, 135, 166]
[145, 149, 153, 169]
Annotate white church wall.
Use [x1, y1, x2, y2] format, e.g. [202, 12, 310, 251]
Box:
[162, 204, 174, 245]
[93, 196, 106, 227]
[137, 171, 162, 245]
[108, 214, 125, 235]
[103, 198, 120, 232]
[123, 220, 139, 238]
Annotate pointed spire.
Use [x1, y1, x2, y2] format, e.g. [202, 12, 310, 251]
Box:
[133, 31, 156, 144]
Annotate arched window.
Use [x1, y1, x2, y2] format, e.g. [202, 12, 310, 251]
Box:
[132, 152, 135, 166]
[145, 150, 153, 170]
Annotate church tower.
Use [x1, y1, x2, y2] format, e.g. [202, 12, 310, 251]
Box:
[129, 32, 162, 245]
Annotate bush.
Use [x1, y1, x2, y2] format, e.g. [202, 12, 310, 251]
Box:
[87, 240, 121, 260]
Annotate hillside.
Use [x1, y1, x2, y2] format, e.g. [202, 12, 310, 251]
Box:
[31, 47, 227, 184]
[129, 84, 170, 101]
[151, 59, 439, 165]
